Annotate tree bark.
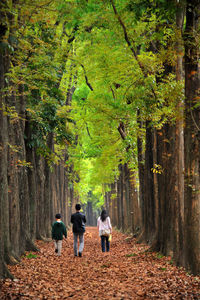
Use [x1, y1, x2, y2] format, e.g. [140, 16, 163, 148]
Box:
[173, 0, 185, 266]
[0, 46, 13, 278]
[137, 113, 145, 233]
[184, 0, 200, 275]
[140, 122, 156, 243]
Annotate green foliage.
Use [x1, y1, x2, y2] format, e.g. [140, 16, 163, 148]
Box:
[3, 0, 184, 210]
[126, 253, 138, 257]
[1, 104, 22, 122]
[151, 164, 163, 174]
[2, 0, 76, 167]
[160, 267, 167, 271]
[64, 0, 184, 208]
[156, 253, 164, 259]
[26, 253, 37, 259]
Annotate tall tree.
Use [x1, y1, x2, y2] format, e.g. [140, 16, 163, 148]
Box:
[184, 0, 200, 275]
[0, 0, 77, 278]
[0, 1, 11, 278]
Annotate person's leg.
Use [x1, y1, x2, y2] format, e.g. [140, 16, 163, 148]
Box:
[57, 240, 62, 256]
[73, 233, 78, 256]
[101, 236, 106, 252]
[106, 236, 110, 252]
[54, 240, 58, 253]
[78, 233, 84, 256]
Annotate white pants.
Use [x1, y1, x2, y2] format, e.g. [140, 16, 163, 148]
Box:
[54, 240, 62, 256]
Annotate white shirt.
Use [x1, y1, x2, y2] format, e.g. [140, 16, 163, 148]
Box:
[97, 216, 112, 236]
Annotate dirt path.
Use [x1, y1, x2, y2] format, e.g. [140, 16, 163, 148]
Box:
[0, 227, 199, 299]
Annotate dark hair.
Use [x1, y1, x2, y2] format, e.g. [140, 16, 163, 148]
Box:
[75, 203, 81, 211]
[55, 213, 61, 219]
[100, 210, 108, 222]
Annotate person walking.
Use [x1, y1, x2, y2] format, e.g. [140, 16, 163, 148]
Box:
[52, 213, 67, 256]
[97, 210, 112, 252]
[71, 204, 86, 257]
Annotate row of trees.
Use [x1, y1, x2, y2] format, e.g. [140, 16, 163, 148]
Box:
[66, 0, 200, 275]
[107, 0, 199, 275]
[0, 0, 80, 278]
[0, 0, 199, 277]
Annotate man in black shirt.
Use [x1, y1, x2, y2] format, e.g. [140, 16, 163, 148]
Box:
[71, 204, 86, 257]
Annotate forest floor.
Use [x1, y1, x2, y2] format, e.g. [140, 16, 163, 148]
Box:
[0, 227, 200, 299]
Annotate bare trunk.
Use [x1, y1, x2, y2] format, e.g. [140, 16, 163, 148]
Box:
[142, 123, 155, 243]
[0, 47, 12, 278]
[184, 0, 200, 275]
[173, 1, 185, 266]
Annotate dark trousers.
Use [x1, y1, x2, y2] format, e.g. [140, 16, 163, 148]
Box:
[101, 235, 110, 252]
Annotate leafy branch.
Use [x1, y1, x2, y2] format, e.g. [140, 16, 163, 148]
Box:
[110, 0, 157, 100]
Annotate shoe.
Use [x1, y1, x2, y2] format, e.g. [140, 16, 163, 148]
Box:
[55, 249, 58, 253]
[74, 254, 78, 257]
[78, 252, 82, 257]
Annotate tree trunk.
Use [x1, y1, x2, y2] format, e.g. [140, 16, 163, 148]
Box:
[43, 133, 54, 238]
[35, 155, 45, 239]
[141, 122, 155, 243]
[173, 0, 185, 266]
[152, 2, 185, 263]
[184, 0, 200, 275]
[137, 114, 145, 236]
[156, 125, 177, 255]
[25, 120, 37, 241]
[129, 169, 140, 234]
[0, 46, 13, 278]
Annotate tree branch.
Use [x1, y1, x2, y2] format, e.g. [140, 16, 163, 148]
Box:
[110, 0, 157, 100]
[110, 86, 116, 100]
[110, 0, 143, 71]
[118, 122, 126, 140]
[118, 122, 131, 151]
[86, 125, 92, 138]
[80, 64, 94, 91]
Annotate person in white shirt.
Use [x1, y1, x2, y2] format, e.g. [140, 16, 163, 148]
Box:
[97, 210, 112, 252]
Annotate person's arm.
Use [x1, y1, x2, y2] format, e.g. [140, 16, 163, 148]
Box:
[51, 223, 54, 239]
[108, 217, 112, 233]
[71, 214, 73, 223]
[63, 223, 67, 238]
[83, 215, 86, 224]
[97, 217, 100, 230]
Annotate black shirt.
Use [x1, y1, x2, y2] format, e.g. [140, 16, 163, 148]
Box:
[71, 212, 86, 233]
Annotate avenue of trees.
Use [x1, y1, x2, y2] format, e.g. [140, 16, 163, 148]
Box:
[0, 0, 199, 277]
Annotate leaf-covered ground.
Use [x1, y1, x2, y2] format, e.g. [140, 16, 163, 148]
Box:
[0, 227, 199, 299]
